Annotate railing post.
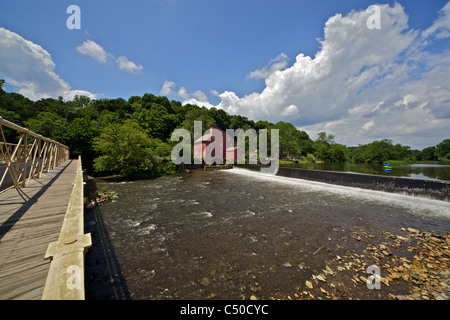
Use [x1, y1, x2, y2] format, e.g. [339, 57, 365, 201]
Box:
[22, 133, 27, 187]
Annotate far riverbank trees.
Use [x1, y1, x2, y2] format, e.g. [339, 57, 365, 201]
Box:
[0, 80, 448, 178]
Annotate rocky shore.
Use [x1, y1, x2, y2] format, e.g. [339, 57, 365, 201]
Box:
[386, 228, 449, 300]
[84, 175, 119, 209]
[272, 225, 449, 300]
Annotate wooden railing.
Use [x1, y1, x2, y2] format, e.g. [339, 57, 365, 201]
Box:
[42, 156, 91, 300]
[0, 117, 69, 191]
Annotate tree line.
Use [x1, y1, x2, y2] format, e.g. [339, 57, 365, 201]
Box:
[0, 80, 448, 179]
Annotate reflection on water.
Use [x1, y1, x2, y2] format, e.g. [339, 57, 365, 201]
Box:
[281, 162, 450, 181]
[95, 168, 450, 299]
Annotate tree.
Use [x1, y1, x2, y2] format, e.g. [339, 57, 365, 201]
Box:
[313, 132, 348, 162]
[62, 118, 98, 173]
[69, 95, 92, 109]
[23, 112, 66, 141]
[314, 132, 333, 161]
[416, 146, 437, 161]
[365, 139, 393, 163]
[274, 122, 304, 159]
[0, 91, 36, 123]
[436, 139, 450, 160]
[180, 107, 216, 138]
[93, 121, 174, 179]
[208, 107, 230, 129]
[93, 121, 152, 179]
[92, 98, 130, 118]
[297, 131, 315, 156]
[328, 143, 349, 162]
[0, 108, 20, 123]
[136, 103, 175, 140]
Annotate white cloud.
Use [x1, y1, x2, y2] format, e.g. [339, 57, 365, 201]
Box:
[0, 27, 97, 101]
[182, 97, 215, 109]
[422, 2, 450, 39]
[394, 94, 418, 108]
[160, 81, 214, 108]
[116, 56, 143, 74]
[202, 2, 449, 149]
[160, 80, 176, 95]
[177, 87, 189, 100]
[76, 39, 109, 63]
[281, 104, 299, 117]
[76, 39, 143, 74]
[210, 89, 220, 97]
[360, 120, 375, 133]
[247, 53, 289, 79]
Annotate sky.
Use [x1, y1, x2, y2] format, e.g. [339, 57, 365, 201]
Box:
[0, 0, 449, 149]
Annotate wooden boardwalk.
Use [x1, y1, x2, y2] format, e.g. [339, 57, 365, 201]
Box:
[0, 159, 77, 300]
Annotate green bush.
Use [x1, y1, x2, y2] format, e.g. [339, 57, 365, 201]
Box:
[93, 121, 175, 179]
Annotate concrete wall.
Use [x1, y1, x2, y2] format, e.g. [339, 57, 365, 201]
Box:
[236, 165, 449, 201]
[276, 167, 449, 201]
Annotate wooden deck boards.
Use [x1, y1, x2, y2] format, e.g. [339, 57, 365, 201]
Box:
[0, 160, 77, 300]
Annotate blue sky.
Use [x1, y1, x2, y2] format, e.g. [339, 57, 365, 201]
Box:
[0, 0, 449, 148]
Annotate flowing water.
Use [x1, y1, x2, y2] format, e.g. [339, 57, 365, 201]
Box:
[93, 168, 450, 299]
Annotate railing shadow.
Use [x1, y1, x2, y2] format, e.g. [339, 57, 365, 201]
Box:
[0, 160, 72, 240]
[84, 179, 131, 300]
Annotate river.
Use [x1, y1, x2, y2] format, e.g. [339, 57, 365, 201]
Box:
[88, 167, 450, 300]
[280, 162, 450, 181]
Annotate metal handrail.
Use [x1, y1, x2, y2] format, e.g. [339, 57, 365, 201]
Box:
[0, 117, 69, 191]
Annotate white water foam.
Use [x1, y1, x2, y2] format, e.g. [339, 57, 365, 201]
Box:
[193, 211, 213, 218]
[224, 168, 450, 220]
[137, 224, 157, 235]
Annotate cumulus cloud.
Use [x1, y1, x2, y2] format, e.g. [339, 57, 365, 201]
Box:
[116, 56, 143, 73]
[76, 39, 109, 63]
[160, 81, 214, 109]
[77, 39, 143, 74]
[160, 80, 176, 95]
[202, 2, 450, 149]
[247, 53, 289, 79]
[0, 27, 97, 101]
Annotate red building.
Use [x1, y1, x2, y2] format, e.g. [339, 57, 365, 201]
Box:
[194, 125, 237, 164]
[226, 146, 244, 163]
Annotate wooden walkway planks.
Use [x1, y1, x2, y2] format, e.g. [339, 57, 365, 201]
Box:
[0, 159, 77, 300]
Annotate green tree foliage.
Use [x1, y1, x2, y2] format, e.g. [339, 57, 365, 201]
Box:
[180, 106, 216, 139]
[62, 117, 99, 172]
[208, 107, 230, 129]
[416, 146, 438, 161]
[436, 139, 450, 160]
[274, 122, 305, 159]
[93, 121, 175, 179]
[350, 139, 415, 163]
[136, 103, 179, 140]
[0, 91, 36, 124]
[23, 112, 66, 141]
[313, 132, 349, 162]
